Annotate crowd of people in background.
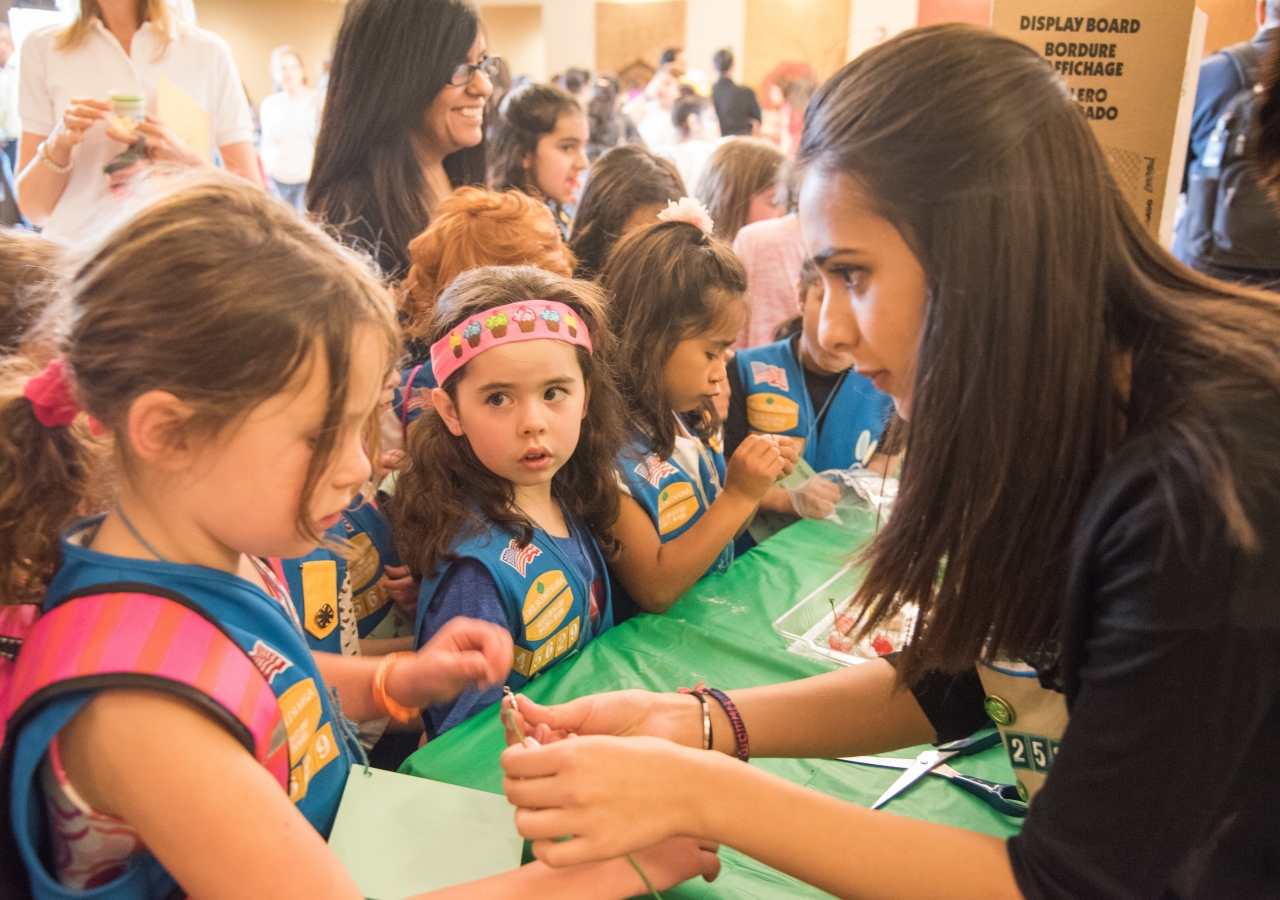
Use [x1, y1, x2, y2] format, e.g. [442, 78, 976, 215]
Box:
[4, 0, 1280, 897]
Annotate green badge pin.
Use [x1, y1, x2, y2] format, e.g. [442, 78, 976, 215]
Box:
[984, 694, 1016, 726]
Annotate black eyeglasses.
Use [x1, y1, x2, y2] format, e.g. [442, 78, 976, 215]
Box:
[449, 55, 502, 87]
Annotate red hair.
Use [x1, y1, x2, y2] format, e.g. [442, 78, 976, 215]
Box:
[403, 187, 576, 339]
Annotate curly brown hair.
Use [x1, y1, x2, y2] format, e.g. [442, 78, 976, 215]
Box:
[402, 187, 576, 340]
[392, 265, 625, 579]
[597, 220, 746, 460]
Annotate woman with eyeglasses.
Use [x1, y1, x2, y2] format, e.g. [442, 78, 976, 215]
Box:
[308, 0, 501, 281]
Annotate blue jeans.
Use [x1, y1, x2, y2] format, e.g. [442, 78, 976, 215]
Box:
[274, 180, 308, 212]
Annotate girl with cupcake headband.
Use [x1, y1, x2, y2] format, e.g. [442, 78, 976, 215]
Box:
[598, 201, 799, 620]
[392, 266, 628, 737]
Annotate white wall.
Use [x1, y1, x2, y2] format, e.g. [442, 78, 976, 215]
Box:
[686, 0, 745, 83]
[847, 0, 918, 60]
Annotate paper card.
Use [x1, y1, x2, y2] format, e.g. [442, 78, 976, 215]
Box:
[327, 765, 524, 900]
[157, 75, 211, 161]
[990, 0, 1204, 245]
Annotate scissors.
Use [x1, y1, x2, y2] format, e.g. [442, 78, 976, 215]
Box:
[838, 754, 1027, 817]
[846, 730, 1005, 810]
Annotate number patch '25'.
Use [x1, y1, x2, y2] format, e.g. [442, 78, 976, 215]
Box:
[1004, 732, 1061, 774]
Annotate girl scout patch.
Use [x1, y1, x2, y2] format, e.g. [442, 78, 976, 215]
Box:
[747, 393, 800, 432]
[657, 482, 699, 534]
[300, 559, 339, 640]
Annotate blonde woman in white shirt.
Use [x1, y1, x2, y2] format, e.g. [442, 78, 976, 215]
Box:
[15, 0, 262, 241]
[259, 45, 317, 212]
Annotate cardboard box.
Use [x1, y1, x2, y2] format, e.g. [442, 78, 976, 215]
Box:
[991, 0, 1208, 245]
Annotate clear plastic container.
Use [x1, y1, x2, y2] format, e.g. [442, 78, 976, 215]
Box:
[772, 563, 917, 667]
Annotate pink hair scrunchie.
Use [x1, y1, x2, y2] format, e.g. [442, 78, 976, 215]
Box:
[23, 358, 81, 428]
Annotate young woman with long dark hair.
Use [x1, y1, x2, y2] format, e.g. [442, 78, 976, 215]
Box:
[500, 25, 1280, 900]
[308, 0, 497, 279]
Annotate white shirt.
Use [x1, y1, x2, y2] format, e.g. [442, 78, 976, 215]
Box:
[0, 62, 20, 141]
[18, 19, 254, 241]
[258, 90, 317, 185]
[659, 140, 715, 195]
[637, 101, 677, 152]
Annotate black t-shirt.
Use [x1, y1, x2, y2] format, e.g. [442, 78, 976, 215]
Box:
[900, 393, 1280, 898]
[712, 78, 762, 138]
[725, 336, 846, 460]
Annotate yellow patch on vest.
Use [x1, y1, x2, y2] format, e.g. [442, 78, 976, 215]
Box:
[346, 532, 380, 592]
[301, 560, 339, 641]
[657, 481, 699, 535]
[512, 616, 581, 677]
[747, 393, 800, 432]
[526, 588, 573, 641]
[351, 579, 390, 623]
[523, 570, 570, 624]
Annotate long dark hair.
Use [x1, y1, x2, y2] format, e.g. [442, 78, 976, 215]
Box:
[598, 221, 746, 459]
[568, 144, 685, 279]
[489, 84, 583, 195]
[308, 0, 486, 278]
[1255, 34, 1280, 205]
[799, 24, 1280, 683]
[392, 266, 625, 579]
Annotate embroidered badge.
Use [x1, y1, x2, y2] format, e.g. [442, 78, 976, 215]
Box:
[750, 361, 789, 392]
[249, 639, 292, 684]
[635, 455, 679, 488]
[405, 387, 433, 415]
[500, 539, 542, 577]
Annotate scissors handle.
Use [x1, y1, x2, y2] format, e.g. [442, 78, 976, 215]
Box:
[943, 772, 1028, 817]
[937, 729, 1003, 758]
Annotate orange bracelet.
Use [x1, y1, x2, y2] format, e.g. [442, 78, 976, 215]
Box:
[372, 651, 417, 723]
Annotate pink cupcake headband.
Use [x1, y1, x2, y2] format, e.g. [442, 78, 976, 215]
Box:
[430, 300, 593, 385]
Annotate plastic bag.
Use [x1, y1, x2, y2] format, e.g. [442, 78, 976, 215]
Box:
[789, 467, 899, 524]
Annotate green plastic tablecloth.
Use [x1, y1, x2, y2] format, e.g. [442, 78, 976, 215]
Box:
[401, 510, 1022, 899]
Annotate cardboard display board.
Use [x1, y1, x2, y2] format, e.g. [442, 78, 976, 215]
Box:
[991, 0, 1208, 245]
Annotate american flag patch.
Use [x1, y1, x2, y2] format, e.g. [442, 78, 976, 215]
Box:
[635, 455, 679, 488]
[405, 387, 433, 414]
[750, 361, 789, 392]
[500, 539, 541, 577]
[248, 640, 292, 684]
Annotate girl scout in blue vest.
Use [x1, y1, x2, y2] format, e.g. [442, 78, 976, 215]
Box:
[597, 206, 798, 619]
[394, 266, 631, 737]
[725, 259, 895, 541]
[2, 183, 717, 899]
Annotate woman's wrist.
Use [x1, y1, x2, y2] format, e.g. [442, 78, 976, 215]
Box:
[44, 133, 74, 167]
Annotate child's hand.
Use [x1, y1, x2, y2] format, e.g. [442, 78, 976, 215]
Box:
[724, 434, 788, 502]
[787, 476, 843, 520]
[502, 690, 705, 748]
[381, 448, 405, 472]
[389, 617, 513, 707]
[626, 837, 721, 892]
[775, 436, 801, 477]
[381, 564, 419, 617]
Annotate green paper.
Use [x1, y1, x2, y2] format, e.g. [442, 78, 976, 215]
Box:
[328, 765, 523, 900]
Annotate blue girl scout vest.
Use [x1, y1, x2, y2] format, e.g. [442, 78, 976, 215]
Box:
[415, 522, 612, 690]
[734, 338, 893, 472]
[617, 428, 733, 578]
[6, 518, 360, 900]
[277, 499, 402, 653]
[392, 363, 438, 440]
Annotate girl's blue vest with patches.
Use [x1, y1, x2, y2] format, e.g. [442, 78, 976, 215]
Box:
[414, 521, 612, 690]
[278, 499, 401, 652]
[392, 364, 438, 437]
[7, 518, 360, 900]
[617, 427, 733, 579]
[734, 338, 893, 471]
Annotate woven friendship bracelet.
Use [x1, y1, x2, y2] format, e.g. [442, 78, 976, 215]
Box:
[703, 687, 750, 762]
